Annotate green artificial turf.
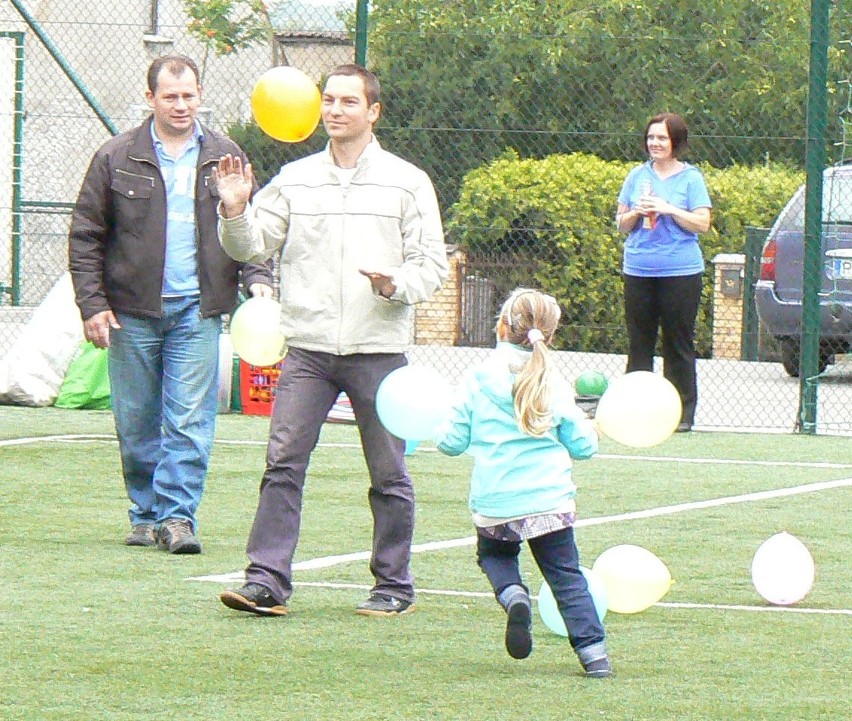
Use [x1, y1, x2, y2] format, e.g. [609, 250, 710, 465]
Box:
[1, 407, 849, 720]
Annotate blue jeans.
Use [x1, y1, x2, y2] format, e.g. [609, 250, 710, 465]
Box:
[109, 296, 221, 531]
[477, 527, 607, 662]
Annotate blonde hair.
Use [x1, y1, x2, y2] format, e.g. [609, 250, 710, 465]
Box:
[496, 288, 562, 436]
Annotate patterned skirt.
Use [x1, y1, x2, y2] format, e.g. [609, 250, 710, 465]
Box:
[476, 510, 577, 543]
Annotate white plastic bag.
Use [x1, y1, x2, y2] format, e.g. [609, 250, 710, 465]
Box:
[0, 272, 85, 406]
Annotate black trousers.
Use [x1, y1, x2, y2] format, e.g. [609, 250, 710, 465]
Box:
[623, 272, 703, 425]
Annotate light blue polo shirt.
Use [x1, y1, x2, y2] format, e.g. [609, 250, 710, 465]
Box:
[152, 122, 202, 296]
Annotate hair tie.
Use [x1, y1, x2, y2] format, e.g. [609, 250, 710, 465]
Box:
[527, 328, 544, 345]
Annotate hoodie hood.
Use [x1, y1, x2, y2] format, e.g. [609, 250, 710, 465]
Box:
[473, 342, 531, 415]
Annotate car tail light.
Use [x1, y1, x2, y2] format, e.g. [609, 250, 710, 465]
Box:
[759, 239, 777, 281]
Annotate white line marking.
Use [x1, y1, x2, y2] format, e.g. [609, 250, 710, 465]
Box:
[4, 434, 852, 472]
[0, 433, 117, 447]
[189, 477, 851, 584]
[576, 477, 852, 527]
[192, 578, 852, 616]
[655, 601, 851, 616]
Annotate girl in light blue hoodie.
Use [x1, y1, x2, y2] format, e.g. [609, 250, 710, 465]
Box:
[434, 288, 612, 677]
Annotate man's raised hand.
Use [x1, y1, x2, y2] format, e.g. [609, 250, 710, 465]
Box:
[212, 154, 253, 218]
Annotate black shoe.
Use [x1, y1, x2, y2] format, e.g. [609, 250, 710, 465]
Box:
[583, 656, 613, 678]
[505, 594, 533, 659]
[156, 518, 201, 554]
[125, 523, 156, 547]
[676, 421, 693, 433]
[355, 593, 414, 616]
[220, 583, 288, 616]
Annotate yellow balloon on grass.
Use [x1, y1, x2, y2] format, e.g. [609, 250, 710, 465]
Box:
[251, 66, 321, 143]
[592, 544, 673, 614]
[229, 297, 286, 367]
[595, 371, 681, 447]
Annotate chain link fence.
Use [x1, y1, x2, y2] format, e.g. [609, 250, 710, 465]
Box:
[0, 0, 850, 435]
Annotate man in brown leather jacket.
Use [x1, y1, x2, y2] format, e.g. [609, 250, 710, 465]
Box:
[69, 54, 272, 554]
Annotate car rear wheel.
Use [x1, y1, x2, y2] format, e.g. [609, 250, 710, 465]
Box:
[780, 338, 830, 377]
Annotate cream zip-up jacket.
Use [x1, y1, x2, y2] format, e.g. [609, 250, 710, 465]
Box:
[219, 139, 448, 355]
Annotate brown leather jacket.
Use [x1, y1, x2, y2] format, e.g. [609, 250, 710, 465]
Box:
[69, 117, 272, 321]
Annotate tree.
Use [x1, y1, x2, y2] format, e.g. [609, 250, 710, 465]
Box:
[184, 0, 276, 84]
[367, 0, 845, 211]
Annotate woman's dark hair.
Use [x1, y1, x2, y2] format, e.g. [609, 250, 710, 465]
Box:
[644, 112, 689, 158]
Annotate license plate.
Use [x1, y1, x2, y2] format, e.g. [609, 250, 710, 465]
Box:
[830, 258, 852, 280]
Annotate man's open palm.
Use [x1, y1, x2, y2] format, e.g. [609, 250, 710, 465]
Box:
[212, 154, 253, 217]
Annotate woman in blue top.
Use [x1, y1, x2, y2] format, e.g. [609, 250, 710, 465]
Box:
[433, 288, 611, 677]
[616, 113, 712, 431]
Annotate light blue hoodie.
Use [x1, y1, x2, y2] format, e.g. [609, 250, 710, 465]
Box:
[434, 343, 598, 519]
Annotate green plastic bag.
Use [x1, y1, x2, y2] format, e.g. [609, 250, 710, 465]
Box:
[55, 341, 111, 410]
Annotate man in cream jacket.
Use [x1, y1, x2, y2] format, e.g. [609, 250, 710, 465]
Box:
[215, 64, 448, 618]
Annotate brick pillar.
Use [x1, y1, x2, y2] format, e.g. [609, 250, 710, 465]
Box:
[414, 247, 463, 346]
[711, 253, 745, 359]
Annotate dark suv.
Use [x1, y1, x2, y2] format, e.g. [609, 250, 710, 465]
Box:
[755, 164, 852, 376]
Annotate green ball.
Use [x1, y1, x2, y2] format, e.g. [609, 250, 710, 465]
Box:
[575, 370, 609, 397]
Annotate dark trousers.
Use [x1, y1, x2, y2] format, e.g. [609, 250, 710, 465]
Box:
[476, 527, 605, 652]
[623, 272, 703, 425]
[244, 347, 414, 603]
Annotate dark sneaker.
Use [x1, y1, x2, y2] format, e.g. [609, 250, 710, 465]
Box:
[156, 518, 201, 554]
[505, 594, 533, 659]
[583, 656, 613, 678]
[220, 583, 288, 616]
[355, 593, 414, 616]
[125, 523, 156, 547]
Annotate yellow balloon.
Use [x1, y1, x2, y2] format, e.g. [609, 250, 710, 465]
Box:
[251, 66, 321, 143]
[591, 544, 673, 614]
[595, 371, 681, 447]
[229, 297, 287, 367]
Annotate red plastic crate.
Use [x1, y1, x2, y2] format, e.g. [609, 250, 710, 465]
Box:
[239, 358, 285, 416]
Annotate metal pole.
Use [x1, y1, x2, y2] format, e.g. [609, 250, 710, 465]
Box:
[797, 0, 831, 433]
[355, 0, 369, 67]
[0, 32, 25, 305]
[9, 0, 119, 136]
[148, 0, 160, 35]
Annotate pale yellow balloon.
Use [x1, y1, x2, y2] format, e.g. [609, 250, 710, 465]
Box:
[229, 297, 286, 368]
[595, 371, 681, 447]
[251, 66, 321, 143]
[592, 544, 673, 614]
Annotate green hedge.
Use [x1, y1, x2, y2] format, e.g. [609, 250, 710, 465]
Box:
[447, 151, 803, 356]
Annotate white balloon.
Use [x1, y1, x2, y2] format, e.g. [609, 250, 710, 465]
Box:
[751, 532, 815, 606]
[229, 297, 287, 368]
[595, 371, 681, 448]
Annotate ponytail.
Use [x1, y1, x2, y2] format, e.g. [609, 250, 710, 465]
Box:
[496, 289, 562, 436]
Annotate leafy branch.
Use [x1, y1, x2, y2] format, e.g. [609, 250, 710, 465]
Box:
[184, 0, 276, 83]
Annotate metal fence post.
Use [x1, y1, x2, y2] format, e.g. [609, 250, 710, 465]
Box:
[742, 226, 769, 361]
[798, 0, 831, 434]
[355, 0, 369, 66]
